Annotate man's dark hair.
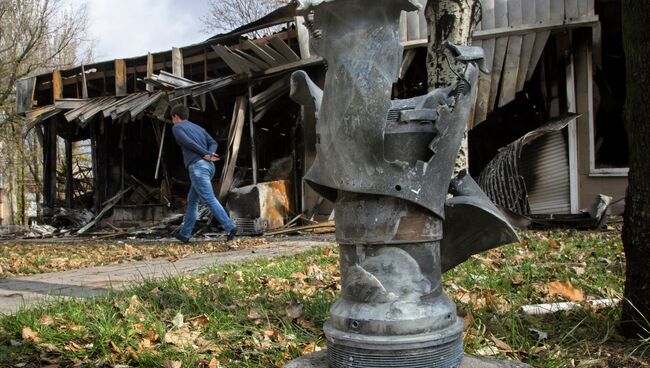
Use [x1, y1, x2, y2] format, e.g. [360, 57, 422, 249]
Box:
[171, 104, 189, 120]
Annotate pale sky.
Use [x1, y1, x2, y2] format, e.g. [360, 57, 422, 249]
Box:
[71, 0, 219, 62]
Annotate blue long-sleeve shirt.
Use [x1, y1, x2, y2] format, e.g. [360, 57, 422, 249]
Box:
[172, 121, 218, 168]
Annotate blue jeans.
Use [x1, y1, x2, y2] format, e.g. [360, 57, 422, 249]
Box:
[179, 160, 236, 239]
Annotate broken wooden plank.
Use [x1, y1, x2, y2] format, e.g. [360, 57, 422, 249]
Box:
[80, 64, 89, 99]
[232, 49, 270, 70]
[499, 0, 523, 107]
[406, 7, 420, 41]
[264, 220, 335, 236]
[399, 11, 408, 43]
[474, 0, 496, 126]
[172, 47, 184, 78]
[155, 122, 167, 180]
[258, 41, 289, 64]
[130, 92, 165, 118]
[488, 0, 509, 112]
[212, 44, 249, 75]
[261, 57, 324, 77]
[115, 59, 127, 96]
[226, 50, 263, 72]
[146, 53, 154, 92]
[250, 77, 290, 109]
[269, 36, 301, 62]
[295, 15, 311, 59]
[516, 0, 537, 91]
[77, 97, 118, 125]
[78, 185, 134, 234]
[155, 70, 196, 87]
[54, 98, 89, 110]
[52, 70, 63, 100]
[526, 0, 551, 81]
[243, 39, 281, 67]
[217, 96, 247, 200]
[16, 76, 37, 114]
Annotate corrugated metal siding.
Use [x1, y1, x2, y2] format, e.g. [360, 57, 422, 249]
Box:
[520, 130, 571, 214]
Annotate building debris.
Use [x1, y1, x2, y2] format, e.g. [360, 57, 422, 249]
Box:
[264, 220, 335, 236]
[519, 298, 620, 316]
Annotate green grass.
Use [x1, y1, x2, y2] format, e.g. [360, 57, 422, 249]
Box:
[0, 229, 648, 367]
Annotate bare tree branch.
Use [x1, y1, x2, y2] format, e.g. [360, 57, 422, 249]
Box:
[201, 0, 289, 37]
[0, 0, 92, 222]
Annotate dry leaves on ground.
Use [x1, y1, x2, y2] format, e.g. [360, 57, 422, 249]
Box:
[543, 281, 585, 302]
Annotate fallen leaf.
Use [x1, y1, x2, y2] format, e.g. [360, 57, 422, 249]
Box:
[323, 248, 333, 257]
[490, 335, 514, 352]
[208, 274, 222, 284]
[291, 272, 307, 282]
[233, 270, 244, 282]
[208, 358, 220, 368]
[247, 309, 261, 320]
[301, 341, 322, 354]
[188, 314, 210, 328]
[195, 337, 220, 353]
[40, 315, 54, 326]
[137, 338, 152, 350]
[543, 281, 584, 302]
[21, 327, 41, 343]
[124, 244, 134, 256]
[109, 340, 122, 353]
[164, 327, 200, 348]
[64, 341, 84, 352]
[548, 239, 561, 249]
[296, 318, 319, 333]
[39, 343, 59, 352]
[577, 359, 604, 367]
[474, 345, 499, 356]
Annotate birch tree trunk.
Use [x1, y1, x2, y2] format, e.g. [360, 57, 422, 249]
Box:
[621, 0, 650, 339]
[425, 0, 481, 174]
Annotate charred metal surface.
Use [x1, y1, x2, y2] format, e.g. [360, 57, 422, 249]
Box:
[442, 173, 518, 272]
[297, 0, 478, 220]
[290, 1, 517, 367]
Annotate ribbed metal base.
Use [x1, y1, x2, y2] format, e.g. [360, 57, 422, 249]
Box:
[327, 338, 463, 368]
[324, 318, 464, 368]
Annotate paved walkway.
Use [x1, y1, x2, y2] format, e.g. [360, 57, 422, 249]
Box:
[0, 239, 332, 315]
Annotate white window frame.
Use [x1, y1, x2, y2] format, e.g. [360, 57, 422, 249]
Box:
[586, 26, 629, 177]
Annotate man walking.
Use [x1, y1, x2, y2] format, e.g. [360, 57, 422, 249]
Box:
[170, 104, 237, 242]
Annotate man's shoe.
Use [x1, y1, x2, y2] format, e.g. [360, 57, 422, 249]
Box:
[227, 228, 238, 241]
[174, 233, 190, 243]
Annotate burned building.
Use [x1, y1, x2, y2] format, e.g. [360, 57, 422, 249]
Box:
[15, 0, 627, 234]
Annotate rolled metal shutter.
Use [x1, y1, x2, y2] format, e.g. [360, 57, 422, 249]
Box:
[520, 130, 571, 214]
